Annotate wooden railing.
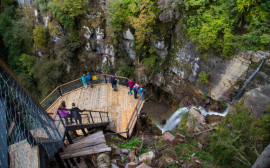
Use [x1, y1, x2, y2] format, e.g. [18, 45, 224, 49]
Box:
[40, 74, 131, 110]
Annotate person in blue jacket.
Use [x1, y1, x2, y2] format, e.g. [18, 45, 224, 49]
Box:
[86, 72, 93, 88]
[139, 86, 146, 100]
[112, 77, 118, 91]
[81, 74, 87, 88]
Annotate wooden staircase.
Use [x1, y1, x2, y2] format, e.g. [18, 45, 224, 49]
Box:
[53, 131, 111, 160]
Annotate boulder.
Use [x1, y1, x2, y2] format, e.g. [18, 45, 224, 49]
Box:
[125, 162, 137, 168]
[210, 104, 219, 111]
[136, 163, 151, 168]
[198, 132, 210, 145]
[251, 50, 270, 63]
[205, 114, 223, 124]
[243, 85, 270, 118]
[121, 149, 130, 155]
[176, 133, 185, 142]
[163, 132, 175, 142]
[111, 144, 121, 155]
[186, 108, 207, 132]
[139, 151, 155, 164]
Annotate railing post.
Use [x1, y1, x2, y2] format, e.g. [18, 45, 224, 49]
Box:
[104, 75, 107, 84]
[89, 111, 94, 123]
[107, 112, 109, 122]
[99, 112, 102, 122]
[58, 87, 62, 96]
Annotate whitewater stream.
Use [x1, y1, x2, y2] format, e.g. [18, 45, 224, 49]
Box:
[158, 60, 265, 133]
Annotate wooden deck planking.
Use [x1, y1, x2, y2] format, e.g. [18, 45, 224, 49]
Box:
[46, 83, 144, 138]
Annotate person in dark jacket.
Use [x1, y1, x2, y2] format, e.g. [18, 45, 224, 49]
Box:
[71, 103, 84, 125]
[112, 77, 118, 91]
[110, 75, 114, 88]
[86, 72, 93, 88]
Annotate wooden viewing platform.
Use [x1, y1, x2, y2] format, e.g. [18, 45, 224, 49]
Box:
[46, 83, 144, 138]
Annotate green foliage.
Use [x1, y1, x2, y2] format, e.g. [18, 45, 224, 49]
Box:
[129, 0, 159, 49]
[198, 71, 209, 84]
[115, 138, 141, 151]
[116, 56, 136, 79]
[142, 54, 163, 76]
[184, 0, 270, 57]
[202, 92, 207, 99]
[20, 54, 35, 75]
[209, 103, 270, 167]
[102, 61, 113, 74]
[33, 24, 47, 47]
[55, 35, 80, 63]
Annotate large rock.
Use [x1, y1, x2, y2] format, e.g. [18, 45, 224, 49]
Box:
[185, 108, 207, 132]
[139, 151, 155, 164]
[205, 114, 223, 124]
[243, 85, 270, 118]
[163, 132, 175, 142]
[137, 163, 151, 168]
[111, 144, 121, 155]
[125, 162, 137, 168]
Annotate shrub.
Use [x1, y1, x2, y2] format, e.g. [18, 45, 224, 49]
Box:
[198, 71, 209, 84]
[210, 103, 270, 167]
[33, 24, 47, 47]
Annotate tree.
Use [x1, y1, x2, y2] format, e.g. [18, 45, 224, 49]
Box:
[33, 24, 47, 48]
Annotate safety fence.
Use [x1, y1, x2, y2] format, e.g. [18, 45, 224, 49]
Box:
[0, 59, 64, 167]
[40, 74, 129, 110]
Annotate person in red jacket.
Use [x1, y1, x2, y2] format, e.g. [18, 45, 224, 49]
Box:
[127, 79, 135, 95]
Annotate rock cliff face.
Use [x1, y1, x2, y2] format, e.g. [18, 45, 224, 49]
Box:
[23, 0, 270, 107]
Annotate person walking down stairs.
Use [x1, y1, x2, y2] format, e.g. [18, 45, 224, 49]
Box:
[81, 74, 87, 88]
[127, 79, 135, 95]
[112, 77, 118, 91]
[86, 72, 93, 88]
[71, 103, 84, 125]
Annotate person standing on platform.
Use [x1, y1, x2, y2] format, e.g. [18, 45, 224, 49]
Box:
[139, 86, 146, 100]
[110, 75, 114, 88]
[127, 79, 135, 95]
[133, 83, 140, 99]
[58, 101, 72, 125]
[71, 103, 84, 125]
[81, 74, 87, 88]
[112, 77, 118, 91]
[86, 72, 93, 88]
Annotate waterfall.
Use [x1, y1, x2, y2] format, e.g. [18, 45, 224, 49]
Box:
[158, 107, 189, 133]
[232, 60, 265, 103]
[159, 60, 265, 133]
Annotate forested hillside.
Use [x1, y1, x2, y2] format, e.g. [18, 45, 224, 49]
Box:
[0, 0, 269, 100]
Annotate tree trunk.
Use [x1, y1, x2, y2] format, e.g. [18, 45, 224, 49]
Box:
[251, 144, 270, 168]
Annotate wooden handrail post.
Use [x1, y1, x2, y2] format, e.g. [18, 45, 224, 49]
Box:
[107, 113, 109, 122]
[104, 75, 107, 84]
